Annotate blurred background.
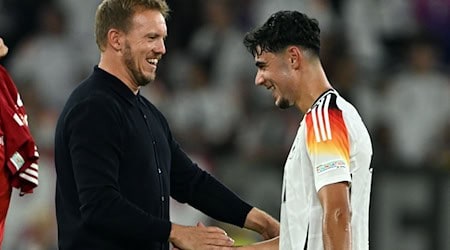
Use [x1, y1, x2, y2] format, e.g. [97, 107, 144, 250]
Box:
[0, 0, 449, 249]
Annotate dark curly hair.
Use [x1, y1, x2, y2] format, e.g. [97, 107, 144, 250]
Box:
[243, 10, 320, 57]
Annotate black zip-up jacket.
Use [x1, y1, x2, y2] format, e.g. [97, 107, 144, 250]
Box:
[54, 66, 253, 250]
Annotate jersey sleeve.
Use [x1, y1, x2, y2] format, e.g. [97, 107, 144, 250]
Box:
[305, 94, 351, 191]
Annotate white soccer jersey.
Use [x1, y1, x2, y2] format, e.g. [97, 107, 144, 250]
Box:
[280, 89, 373, 250]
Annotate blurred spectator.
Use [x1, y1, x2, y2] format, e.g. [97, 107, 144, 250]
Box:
[378, 0, 419, 68]
[164, 0, 202, 49]
[187, 0, 253, 91]
[58, 0, 102, 75]
[341, 0, 384, 74]
[6, 3, 84, 112]
[0, 0, 52, 63]
[167, 61, 242, 153]
[414, 0, 450, 64]
[253, 0, 337, 36]
[428, 120, 450, 170]
[381, 36, 450, 168]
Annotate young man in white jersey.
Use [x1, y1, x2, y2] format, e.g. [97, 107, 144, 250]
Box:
[238, 10, 373, 250]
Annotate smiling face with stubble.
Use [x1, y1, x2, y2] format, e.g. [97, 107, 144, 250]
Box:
[122, 9, 167, 87]
[253, 46, 298, 109]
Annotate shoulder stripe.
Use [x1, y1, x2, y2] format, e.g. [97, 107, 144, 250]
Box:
[317, 99, 327, 141]
[323, 94, 332, 140]
[310, 93, 334, 142]
[311, 104, 321, 142]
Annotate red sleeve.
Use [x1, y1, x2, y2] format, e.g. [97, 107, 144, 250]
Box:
[0, 65, 39, 195]
[0, 120, 4, 172]
[0, 121, 12, 245]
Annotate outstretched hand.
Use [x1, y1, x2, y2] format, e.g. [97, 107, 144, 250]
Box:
[0, 38, 8, 58]
[170, 222, 235, 250]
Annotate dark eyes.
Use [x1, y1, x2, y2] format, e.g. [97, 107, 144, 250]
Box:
[147, 35, 167, 41]
[256, 63, 266, 70]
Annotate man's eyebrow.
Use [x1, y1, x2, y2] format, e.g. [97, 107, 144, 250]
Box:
[255, 61, 265, 68]
[145, 32, 167, 39]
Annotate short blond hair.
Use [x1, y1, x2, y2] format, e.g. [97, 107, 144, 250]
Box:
[95, 0, 170, 51]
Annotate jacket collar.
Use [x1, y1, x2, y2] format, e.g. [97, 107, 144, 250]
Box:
[93, 65, 139, 105]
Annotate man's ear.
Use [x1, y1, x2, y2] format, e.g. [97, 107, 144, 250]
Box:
[107, 29, 122, 52]
[286, 46, 302, 69]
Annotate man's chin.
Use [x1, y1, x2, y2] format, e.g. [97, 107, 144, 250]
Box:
[276, 99, 291, 109]
[137, 76, 155, 87]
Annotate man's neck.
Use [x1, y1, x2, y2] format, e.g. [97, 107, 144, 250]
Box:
[98, 53, 140, 95]
[296, 63, 332, 113]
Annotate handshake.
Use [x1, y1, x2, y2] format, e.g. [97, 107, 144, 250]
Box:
[170, 208, 279, 250]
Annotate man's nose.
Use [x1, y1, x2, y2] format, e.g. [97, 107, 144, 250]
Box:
[255, 71, 264, 86]
[154, 39, 166, 55]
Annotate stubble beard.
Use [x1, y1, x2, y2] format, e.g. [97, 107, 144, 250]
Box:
[123, 42, 154, 87]
[277, 98, 291, 109]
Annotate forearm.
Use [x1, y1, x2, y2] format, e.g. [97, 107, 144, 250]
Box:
[236, 237, 279, 250]
[322, 211, 351, 250]
[244, 208, 280, 239]
[170, 147, 253, 227]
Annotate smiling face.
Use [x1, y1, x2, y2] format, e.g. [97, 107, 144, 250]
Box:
[121, 9, 167, 87]
[254, 47, 296, 109]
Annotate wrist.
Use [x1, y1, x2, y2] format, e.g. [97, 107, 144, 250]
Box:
[169, 223, 182, 243]
[245, 208, 280, 239]
[244, 208, 269, 233]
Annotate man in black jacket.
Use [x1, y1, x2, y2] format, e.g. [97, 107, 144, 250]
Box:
[54, 0, 279, 249]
